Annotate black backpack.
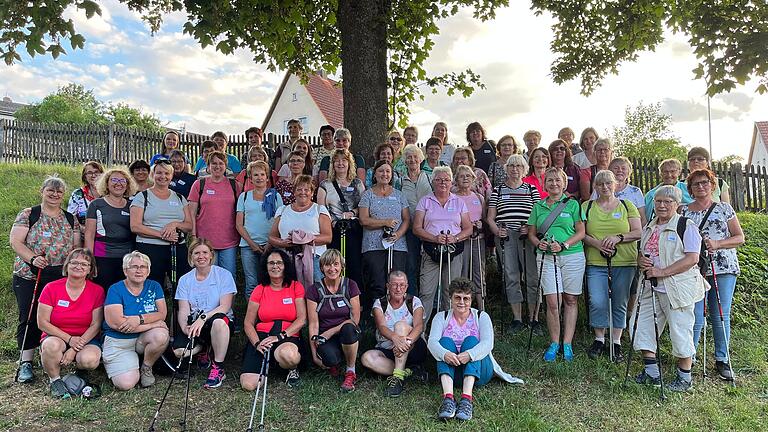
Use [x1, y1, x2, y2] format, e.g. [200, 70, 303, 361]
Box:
[26, 205, 76, 241]
[314, 277, 353, 320]
[195, 177, 238, 216]
[379, 294, 415, 315]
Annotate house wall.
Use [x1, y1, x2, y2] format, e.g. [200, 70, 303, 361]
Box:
[263, 74, 327, 137]
[753, 134, 768, 168]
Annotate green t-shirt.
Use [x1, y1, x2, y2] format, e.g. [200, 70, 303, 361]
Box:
[581, 199, 640, 266]
[527, 197, 583, 256]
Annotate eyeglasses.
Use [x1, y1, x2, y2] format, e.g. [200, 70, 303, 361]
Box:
[85, 171, 101, 177]
[45, 189, 65, 196]
[69, 261, 91, 268]
[654, 199, 677, 206]
[110, 177, 128, 185]
[595, 148, 611, 153]
[127, 264, 148, 271]
[688, 157, 707, 163]
[691, 180, 712, 189]
[267, 261, 284, 267]
[389, 137, 403, 142]
[452, 295, 472, 304]
[552, 147, 566, 152]
[434, 177, 451, 183]
[506, 164, 524, 169]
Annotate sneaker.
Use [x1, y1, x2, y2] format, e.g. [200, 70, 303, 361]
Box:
[286, 369, 301, 388]
[438, 397, 457, 420]
[197, 351, 211, 369]
[140, 364, 156, 388]
[563, 343, 574, 362]
[328, 365, 340, 378]
[455, 397, 473, 421]
[667, 375, 693, 392]
[530, 321, 545, 336]
[544, 342, 559, 362]
[506, 320, 525, 334]
[635, 370, 662, 387]
[17, 361, 35, 383]
[715, 361, 734, 381]
[50, 378, 71, 399]
[204, 364, 225, 389]
[611, 344, 624, 363]
[587, 340, 605, 359]
[410, 365, 429, 383]
[384, 375, 404, 398]
[340, 371, 357, 392]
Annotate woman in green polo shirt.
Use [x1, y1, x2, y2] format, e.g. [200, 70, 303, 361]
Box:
[527, 167, 585, 362]
[582, 170, 641, 363]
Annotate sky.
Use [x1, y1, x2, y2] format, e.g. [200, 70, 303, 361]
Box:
[1, 1, 765, 161]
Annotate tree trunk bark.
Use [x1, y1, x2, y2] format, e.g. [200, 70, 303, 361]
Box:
[338, 0, 389, 167]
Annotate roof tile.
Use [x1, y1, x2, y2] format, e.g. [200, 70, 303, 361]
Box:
[304, 74, 344, 129]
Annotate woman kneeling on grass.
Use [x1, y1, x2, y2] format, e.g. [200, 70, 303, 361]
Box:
[361, 270, 428, 398]
[428, 278, 523, 421]
[306, 249, 362, 392]
[37, 249, 104, 399]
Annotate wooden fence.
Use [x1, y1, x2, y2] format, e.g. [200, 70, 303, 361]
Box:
[0, 119, 766, 212]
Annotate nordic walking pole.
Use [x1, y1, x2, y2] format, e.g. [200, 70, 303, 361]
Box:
[624, 270, 648, 386]
[602, 248, 618, 362]
[526, 242, 547, 358]
[551, 236, 563, 348]
[148, 335, 196, 432]
[709, 257, 736, 387]
[180, 334, 196, 431]
[16, 267, 43, 382]
[446, 229, 453, 285]
[436, 230, 445, 315]
[340, 220, 348, 277]
[649, 283, 667, 401]
[498, 223, 508, 335]
[246, 348, 271, 432]
[258, 349, 273, 430]
[702, 286, 708, 380]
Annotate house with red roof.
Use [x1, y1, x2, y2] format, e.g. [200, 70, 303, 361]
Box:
[747, 121, 768, 168]
[261, 71, 344, 137]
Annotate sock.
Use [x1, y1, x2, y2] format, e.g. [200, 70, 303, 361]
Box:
[346, 366, 355, 374]
[613, 340, 621, 345]
[49, 376, 61, 383]
[461, 393, 473, 401]
[678, 367, 692, 382]
[443, 393, 454, 400]
[595, 337, 605, 343]
[214, 360, 225, 369]
[393, 368, 406, 380]
[643, 358, 660, 378]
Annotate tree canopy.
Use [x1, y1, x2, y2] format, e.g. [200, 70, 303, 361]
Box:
[609, 101, 689, 162]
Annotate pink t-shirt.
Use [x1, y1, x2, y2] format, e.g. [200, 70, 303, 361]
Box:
[522, 174, 548, 199]
[442, 312, 480, 351]
[456, 192, 484, 223]
[189, 178, 242, 249]
[416, 193, 468, 236]
[38, 278, 105, 340]
[250, 281, 306, 336]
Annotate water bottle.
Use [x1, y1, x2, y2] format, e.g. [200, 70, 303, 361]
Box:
[82, 386, 92, 398]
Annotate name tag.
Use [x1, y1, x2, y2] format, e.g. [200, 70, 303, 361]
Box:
[206, 189, 215, 195]
[284, 192, 292, 197]
[502, 195, 511, 200]
[388, 196, 398, 201]
[346, 186, 354, 192]
[144, 304, 157, 313]
[336, 300, 346, 308]
[483, 149, 491, 154]
[612, 212, 622, 219]
[57, 300, 70, 307]
[567, 176, 574, 181]
[472, 200, 481, 206]
[282, 297, 293, 305]
[121, 211, 130, 216]
[42, 231, 52, 238]
[178, 180, 186, 185]
[169, 201, 179, 206]
[667, 234, 676, 241]
[560, 212, 570, 218]
[169, 181, 176, 187]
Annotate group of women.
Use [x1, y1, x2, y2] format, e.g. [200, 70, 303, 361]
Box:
[9, 122, 744, 419]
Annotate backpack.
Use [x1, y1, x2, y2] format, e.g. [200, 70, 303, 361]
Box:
[62, 372, 101, 399]
[26, 205, 76, 241]
[314, 277, 353, 320]
[195, 177, 238, 217]
[583, 199, 629, 222]
[676, 203, 717, 275]
[379, 294, 414, 316]
[141, 189, 185, 212]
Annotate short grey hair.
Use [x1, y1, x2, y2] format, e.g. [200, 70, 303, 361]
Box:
[334, 128, 352, 142]
[432, 165, 453, 180]
[402, 144, 424, 162]
[40, 175, 67, 193]
[593, 170, 617, 186]
[594, 138, 613, 152]
[654, 185, 682, 203]
[505, 154, 528, 173]
[387, 270, 408, 284]
[122, 251, 151, 271]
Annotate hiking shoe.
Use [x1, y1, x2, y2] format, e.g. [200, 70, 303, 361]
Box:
[544, 342, 559, 362]
[384, 375, 404, 398]
[340, 371, 357, 393]
[716, 361, 734, 381]
[455, 397, 473, 421]
[530, 321, 545, 336]
[438, 397, 456, 420]
[563, 343, 574, 362]
[50, 378, 71, 399]
[667, 375, 693, 392]
[204, 364, 225, 389]
[328, 365, 340, 378]
[286, 369, 301, 388]
[506, 320, 525, 334]
[17, 361, 35, 383]
[410, 365, 429, 383]
[635, 370, 662, 387]
[140, 364, 156, 388]
[611, 344, 624, 363]
[197, 351, 211, 369]
[587, 340, 605, 359]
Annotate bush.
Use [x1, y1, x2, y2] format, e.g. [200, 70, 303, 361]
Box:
[734, 212, 768, 328]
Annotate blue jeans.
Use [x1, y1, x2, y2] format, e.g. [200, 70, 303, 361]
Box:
[436, 336, 493, 387]
[240, 246, 263, 300]
[214, 247, 238, 281]
[405, 231, 421, 295]
[587, 265, 635, 329]
[693, 273, 736, 362]
[312, 255, 322, 283]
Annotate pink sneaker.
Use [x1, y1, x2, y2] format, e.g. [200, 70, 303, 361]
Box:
[340, 371, 356, 393]
[204, 364, 225, 389]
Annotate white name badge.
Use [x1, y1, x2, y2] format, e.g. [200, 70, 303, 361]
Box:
[121, 211, 130, 216]
[145, 304, 157, 313]
[502, 195, 511, 200]
[560, 212, 570, 218]
[567, 176, 574, 181]
[42, 231, 52, 238]
[169, 201, 179, 206]
[612, 212, 622, 219]
[483, 149, 491, 154]
[336, 300, 346, 308]
[178, 180, 186, 185]
[388, 196, 398, 201]
[57, 300, 70, 307]
[346, 186, 354, 192]
[472, 200, 481, 206]
[667, 234, 676, 241]
[169, 181, 176, 187]
[284, 192, 292, 197]
[282, 297, 293, 305]
[206, 189, 215, 195]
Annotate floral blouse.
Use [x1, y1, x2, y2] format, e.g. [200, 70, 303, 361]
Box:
[13, 208, 79, 280]
[680, 202, 740, 276]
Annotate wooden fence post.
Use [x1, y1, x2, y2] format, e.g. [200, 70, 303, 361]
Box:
[731, 162, 745, 211]
[0, 119, 6, 163]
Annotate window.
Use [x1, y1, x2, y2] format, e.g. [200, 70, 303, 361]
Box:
[291, 93, 297, 102]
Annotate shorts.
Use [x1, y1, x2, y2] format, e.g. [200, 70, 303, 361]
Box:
[537, 252, 585, 296]
[172, 313, 233, 350]
[42, 335, 102, 350]
[241, 331, 304, 374]
[315, 323, 360, 367]
[373, 337, 428, 367]
[103, 336, 143, 379]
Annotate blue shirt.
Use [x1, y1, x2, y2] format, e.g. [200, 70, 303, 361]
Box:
[193, 153, 242, 174]
[644, 181, 693, 221]
[103, 280, 165, 339]
[169, 172, 198, 198]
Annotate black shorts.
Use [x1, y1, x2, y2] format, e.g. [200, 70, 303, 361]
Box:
[373, 337, 428, 368]
[315, 323, 360, 368]
[172, 313, 233, 350]
[241, 331, 304, 374]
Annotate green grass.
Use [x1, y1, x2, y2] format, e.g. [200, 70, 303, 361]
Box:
[1, 162, 767, 431]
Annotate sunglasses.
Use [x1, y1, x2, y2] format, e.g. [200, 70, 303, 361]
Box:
[155, 159, 172, 165]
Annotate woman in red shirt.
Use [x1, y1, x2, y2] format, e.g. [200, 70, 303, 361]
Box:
[37, 249, 105, 398]
[240, 249, 307, 391]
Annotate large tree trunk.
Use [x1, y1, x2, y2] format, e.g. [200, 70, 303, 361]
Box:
[338, 0, 389, 166]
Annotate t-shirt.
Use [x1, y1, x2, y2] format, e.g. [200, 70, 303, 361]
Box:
[305, 278, 361, 333]
[372, 296, 424, 349]
[38, 278, 105, 340]
[488, 161, 508, 188]
[169, 172, 198, 198]
[581, 199, 640, 266]
[527, 197, 584, 256]
[236, 189, 283, 246]
[439, 144, 456, 166]
[319, 179, 365, 222]
[522, 173, 548, 199]
[193, 153, 242, 174]
[590, 184, 645, 212]
[561, 164, 582, 198]
[680, 202, 740, 276]
[442, 312, 480, 352]
[175, 265, 237, 320]
[471, 141, 497, 173]
[313, 146, 336, 172]
[13, 208, 79, 280]
[358, 189, 409, 253]
[103, 280, 166, 339]
[320, 153, 366, 173]
[456, 192, 484, 223]
[400, 171, 434, 219]
[276, 203, 331, 256]
[572, 152, 593, 169]
[188, 178, 241, 249]
[130, 189, 188, 245]
[488, 183, 540, 231]
[86, 198, 133, 258]
[416, 193, 468, 237]
[250, 281, 305, 336]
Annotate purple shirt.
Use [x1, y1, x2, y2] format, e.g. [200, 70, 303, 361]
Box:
[415, 193, 468, 236]
[305, 278, 360, 333]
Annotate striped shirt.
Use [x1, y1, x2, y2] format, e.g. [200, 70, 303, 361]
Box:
[488, 183, 540, 231]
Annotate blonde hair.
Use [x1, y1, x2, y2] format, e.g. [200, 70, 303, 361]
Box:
[96, 168, 137, 197]
[328, 149, 357, 182]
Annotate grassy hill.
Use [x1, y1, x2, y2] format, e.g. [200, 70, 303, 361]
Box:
[0, 162, 766, 431]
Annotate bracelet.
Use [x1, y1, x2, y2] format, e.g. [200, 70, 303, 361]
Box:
[67, 336, 73, 345]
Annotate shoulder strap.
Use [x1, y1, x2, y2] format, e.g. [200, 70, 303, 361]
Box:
[63, 211, 75, 229]
[620, 199, 629, 213]
[331, 180, 349, 210]
[314, 281, 328, 313]
[718, 177, 724, 189]
[698, 203, 717, 231]
[229, 178, 237, 202]
[28, 205, 41, 228]
[379, 295, 389, 314]
[585, 200, 594, 221]
[406, 295, 414, 315]
[676, 216, 688, 248]
[537, 197, 571, 237]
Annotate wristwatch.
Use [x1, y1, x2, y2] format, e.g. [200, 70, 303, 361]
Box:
[559, 241, 570, 250]
[139, 314, 145, 325]
[617, 234, 625, 243]
[199, 313, 207, 321]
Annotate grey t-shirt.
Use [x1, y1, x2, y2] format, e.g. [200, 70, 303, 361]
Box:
[175, 265, 237, 320]
[358, 189, 409, 253]
[86, 198, 133, 258]
[131, 189, 188, 245]
[319, 178, 364, 222]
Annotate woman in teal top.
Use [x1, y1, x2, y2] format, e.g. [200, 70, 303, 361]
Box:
[527, 167, 585, 362]
[581, 170, 641, 363]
